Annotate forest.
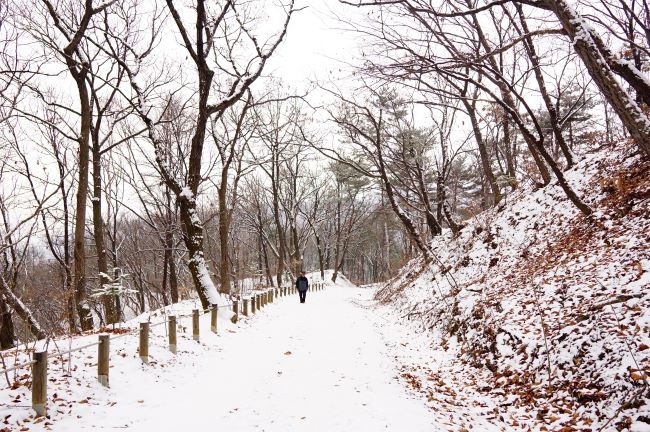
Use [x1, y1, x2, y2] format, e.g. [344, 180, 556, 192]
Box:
[0, 0, 647, 359]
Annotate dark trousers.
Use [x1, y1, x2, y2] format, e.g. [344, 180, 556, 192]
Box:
[298, 289, 307, 303]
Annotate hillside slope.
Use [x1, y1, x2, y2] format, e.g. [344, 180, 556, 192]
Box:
[378, 141, 650, 431]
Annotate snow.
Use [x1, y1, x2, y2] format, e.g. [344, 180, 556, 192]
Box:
[178, 186, 193, 201]
[0, 278, 444, 431]
[376, 141, 650, 430]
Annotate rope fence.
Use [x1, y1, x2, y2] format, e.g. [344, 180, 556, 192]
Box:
[0, 282, 327, 417]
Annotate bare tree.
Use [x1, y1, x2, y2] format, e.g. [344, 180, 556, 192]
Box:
[103, 0, 297, 308]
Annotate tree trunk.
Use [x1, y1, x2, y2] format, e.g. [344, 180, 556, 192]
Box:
[464, 98, 502, 204]
[0, 294, 15, 349]
[178, 193, 217, 310]
[165, 187, 179, 303]
[72, 73, 94, 331]
[257, 208, 275, 287]
[315, 233, 325, 279]
[271, 167, 287, 287]
[217, 179, 231, 295]
[443, 201, 463, 235]
[169, 248, 179, 303]
[91, 139, 118, 324]
[502, 116, 516, 182]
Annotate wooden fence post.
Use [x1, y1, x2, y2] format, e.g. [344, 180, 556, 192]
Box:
[251, 296, 256, 314]
[211, 305, 218, 334]
[232, 300, 239, 323]
[193, 309, 200, 341]
[243, 298, 249, 317]
[256, 294, 261, 310]
[169, 316, 177, 353]
[139, 322, 149, 363]
[270, 289, 274, 303]
[32, 351, 47, 417]
[98, 334, 110, 387]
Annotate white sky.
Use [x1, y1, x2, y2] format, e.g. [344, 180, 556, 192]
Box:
[266, 1, 364, 88]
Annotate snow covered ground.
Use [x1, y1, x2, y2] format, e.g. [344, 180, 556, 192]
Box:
[1, 276, 441, 431]
[377, 142, 650, 431]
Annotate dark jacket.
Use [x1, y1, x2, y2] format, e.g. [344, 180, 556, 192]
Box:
[296, 275, 309, 292]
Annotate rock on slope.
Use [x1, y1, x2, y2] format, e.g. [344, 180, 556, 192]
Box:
[378, 141, 650, 431]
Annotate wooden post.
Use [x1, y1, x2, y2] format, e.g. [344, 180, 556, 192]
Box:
[192, 309, 200, 341]
[251, 296, 256, 314]
[169, 316, 177, 353]
[270, 289, 274, 303]
[98, 334, 110, 387]
[32, 351, 47, 417]
[232, 300, 239, 323]
[256, 294, 261, 310]
[243, 298, 249, 316]
[139, 322, 149, 364]
[211, 305, 218, 334]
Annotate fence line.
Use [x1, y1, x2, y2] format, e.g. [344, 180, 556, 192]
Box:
[0, 282, 328, 417]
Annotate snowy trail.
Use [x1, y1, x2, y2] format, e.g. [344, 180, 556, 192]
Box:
[45, 282, 438, 431]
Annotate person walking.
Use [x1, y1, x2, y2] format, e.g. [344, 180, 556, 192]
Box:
[296, 271, 309, 303]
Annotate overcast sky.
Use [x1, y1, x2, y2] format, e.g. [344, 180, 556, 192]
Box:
[266, 1, 364, 88]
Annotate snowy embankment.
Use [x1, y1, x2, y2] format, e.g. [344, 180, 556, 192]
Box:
[0, 273, 441, 431]
[378, 142, 650, 431]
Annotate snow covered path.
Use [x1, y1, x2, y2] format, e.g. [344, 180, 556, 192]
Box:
[41, 282, 438, 431]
